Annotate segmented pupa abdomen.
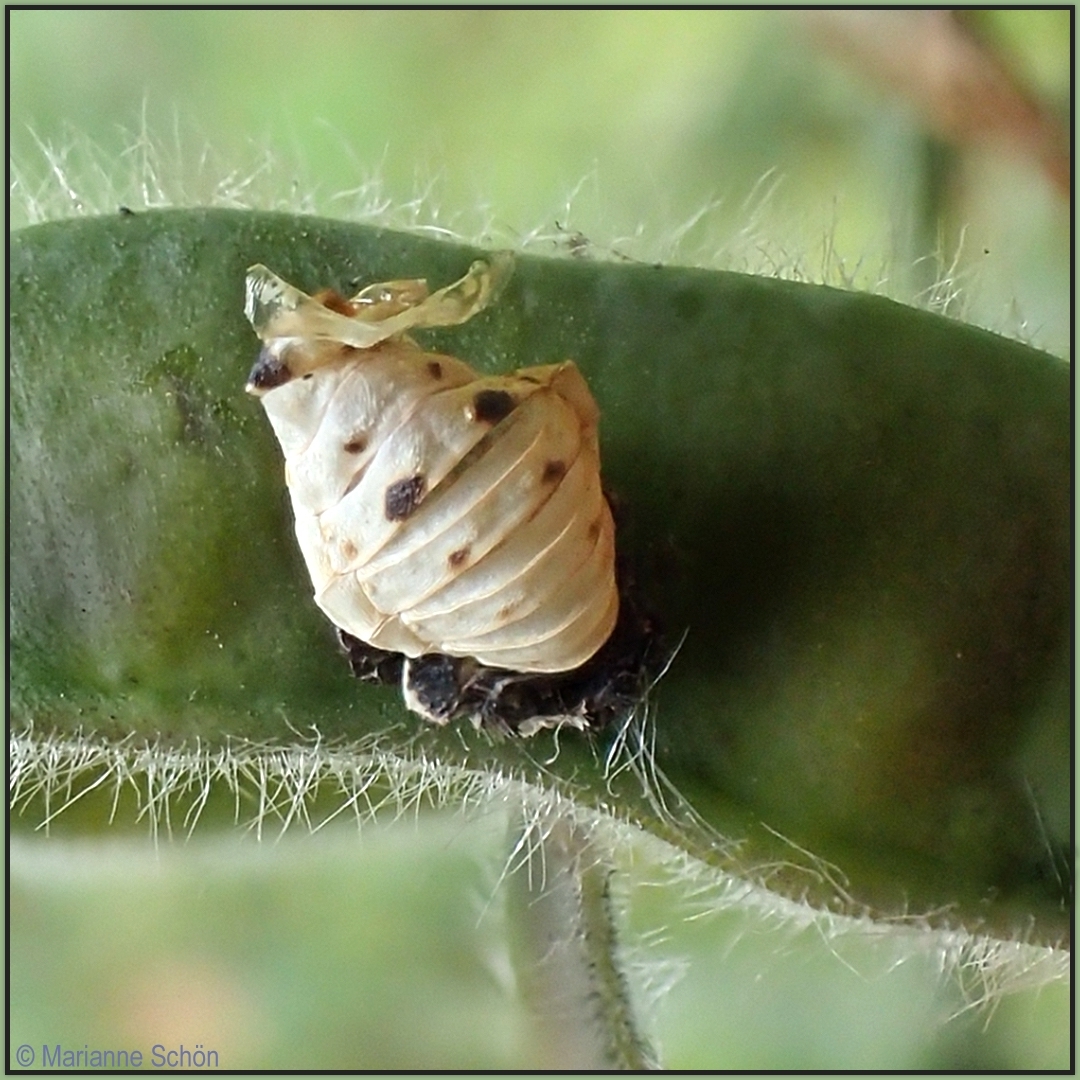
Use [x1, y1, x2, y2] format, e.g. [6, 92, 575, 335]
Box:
[245, 259, 618, 675]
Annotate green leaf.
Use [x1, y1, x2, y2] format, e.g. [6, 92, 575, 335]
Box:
[10, 208, 1070, 945]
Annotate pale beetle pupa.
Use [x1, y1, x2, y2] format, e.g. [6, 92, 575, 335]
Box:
[245, 254, 653, 734]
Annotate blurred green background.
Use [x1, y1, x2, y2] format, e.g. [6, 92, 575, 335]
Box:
[11, 10, 1069, 353]
[9, 9, 1071, 1070]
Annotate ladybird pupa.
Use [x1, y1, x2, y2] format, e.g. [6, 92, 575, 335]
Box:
[245, 255, 641, 733]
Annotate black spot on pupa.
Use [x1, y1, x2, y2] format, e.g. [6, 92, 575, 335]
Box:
[343, 433, 369, 454]
[541, 460, 567, 484]
[118, 205, 136, 217]
[448, 546, 470, 569]
[246, 347, 292, 391]
[471, 388, 516, 425]
[427, 360, 444, 379]
[385, 474, 426, 521]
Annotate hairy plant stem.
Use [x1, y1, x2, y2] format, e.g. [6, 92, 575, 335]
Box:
[506, 811, 657, 1069]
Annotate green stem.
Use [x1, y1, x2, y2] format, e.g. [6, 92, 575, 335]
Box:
[506, 811, 657, 1070]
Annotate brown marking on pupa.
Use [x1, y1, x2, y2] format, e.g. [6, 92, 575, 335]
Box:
[448, 546, 471, 569]
[427, 360, 444, 380]
[341, 538, 358, 561]
[343, 433, 369, 455]
[385, 474, 426, 521]
[587, 518, 602, 541]
[470, 388, 516, 425]
[313, 288, 357, 317]
[541, 459, 567, 484]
